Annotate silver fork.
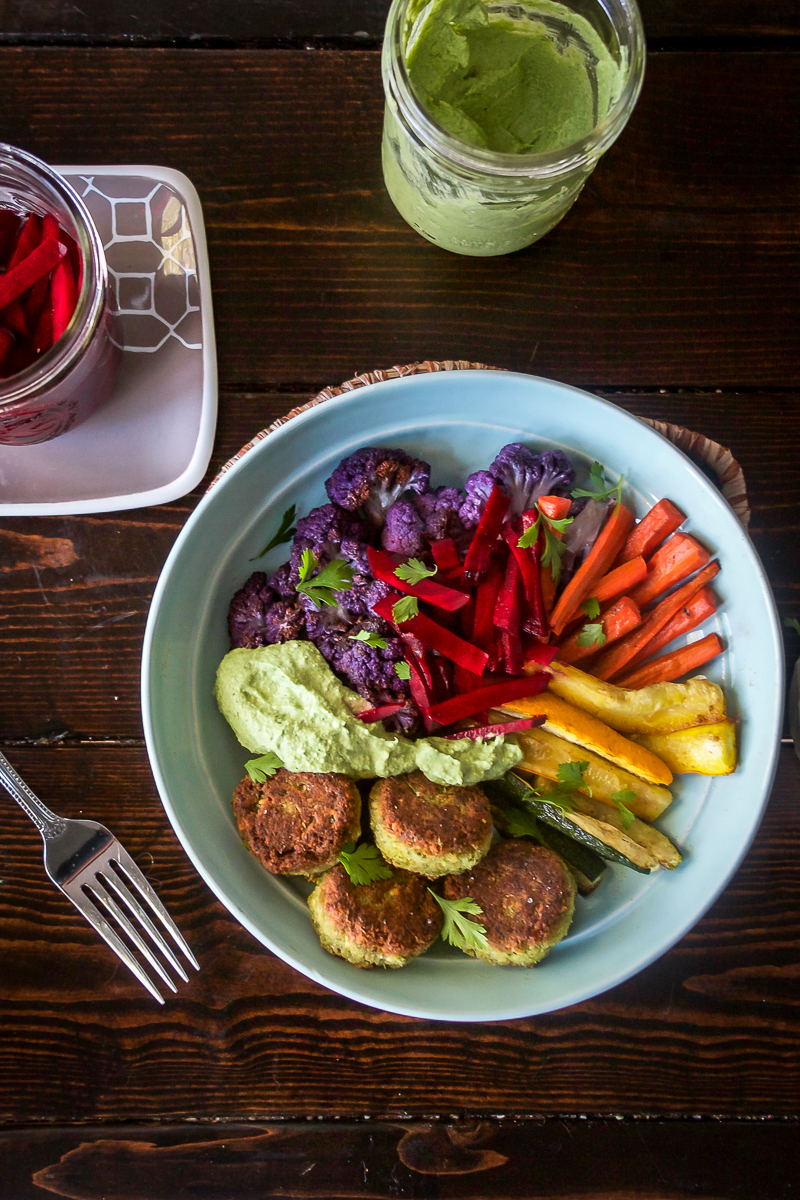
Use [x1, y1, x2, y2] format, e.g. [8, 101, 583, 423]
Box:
[0, 749, 199, 1002]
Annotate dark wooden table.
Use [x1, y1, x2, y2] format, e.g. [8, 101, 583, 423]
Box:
[1, 3, 799, 1197]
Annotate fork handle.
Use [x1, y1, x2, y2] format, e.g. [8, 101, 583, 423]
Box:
[0, 750, 66, 839]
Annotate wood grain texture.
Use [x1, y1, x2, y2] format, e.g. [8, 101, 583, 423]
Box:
[1, 0, 799, 43]
[0, 745, 798, 1122]
[0, 1119, 799, 1200]
[1, 389, 797, 740]
[0, 49, 798, 388]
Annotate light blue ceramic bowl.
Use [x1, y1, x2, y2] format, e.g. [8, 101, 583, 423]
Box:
[142, 371, 784, 1021]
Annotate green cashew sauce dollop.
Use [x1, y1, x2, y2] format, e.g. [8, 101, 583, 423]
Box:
[215, 641, 523, 787]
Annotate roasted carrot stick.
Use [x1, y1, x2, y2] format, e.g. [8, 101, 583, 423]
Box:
[537, 496, 572, 521]
[558, 595, 642, 664]
[592, 555, 647, 604]
[623, 586, 717, 672]
[629, 533, 710, 610]
[550, 503, 635, 636]
[590, 560, 720, 681]
[615, 633, 724, 689]
[618, 499, 685, 563]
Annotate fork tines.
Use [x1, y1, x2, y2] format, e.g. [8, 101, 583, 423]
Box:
[63, 847, 199, 1004]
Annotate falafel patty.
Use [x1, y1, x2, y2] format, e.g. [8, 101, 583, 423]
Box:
[308, 863, 443, 968]
[442, 840, 576, 966]
[232, 768, 361, 877]
[369, 770, 492, 878]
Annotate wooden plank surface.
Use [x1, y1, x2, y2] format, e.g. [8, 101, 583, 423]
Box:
[0, 49, 798, 389]
[0, 744, 798, 1121]
[1, 0, 799, 44]
[1, 1119, 799, 1200]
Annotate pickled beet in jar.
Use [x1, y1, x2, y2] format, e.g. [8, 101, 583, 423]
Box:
[0, 144, 121, 445]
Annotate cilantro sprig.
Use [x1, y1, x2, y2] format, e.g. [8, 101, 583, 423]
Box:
[611, 789, 637, 830]
[350, 630, 388, 649]
[295, 550, 354, 607]
[784, 617, 800, 637]
[339, 842, 393, 886]
[537, 760, 592, 808]
[392, 594, 419, 624]
[517, 504, 573, 585]
[251, 505, 297, 560]
[245, 751, 283, 783]
[395, 661, 411, 680]
[429, 890, 489, 953]
[395, 558, 437, 586]
[572, 461, 625, 509]
[581, 597, 601, 619]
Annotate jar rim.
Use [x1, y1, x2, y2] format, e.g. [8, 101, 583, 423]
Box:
[0, 143, 109, 408]
[382, 0, 647, 179]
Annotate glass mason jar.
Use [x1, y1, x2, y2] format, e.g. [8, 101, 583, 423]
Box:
[381, 0, 646, 256]
[0, 143, 121, 445]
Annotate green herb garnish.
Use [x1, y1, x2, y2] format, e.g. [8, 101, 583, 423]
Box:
[395, 558, 437, 586]
[517, 504, 573, 585]
[245, 751, 283, 783]
[339, 842, 393, 886]
[350, 630, 388, 649]
[502, 803, 540, 839]
[577, 622, 607, 649]
[784, 617, 800, 637]
[295, 550, 354, 607]
[611, 789, 637, 830]
[392, 594, 419, 624]
[581, 596, 601, 619]
[428, 891, 489, 953]
[251, 504, 297, 559]
[395, 661, 411, 680]
[572, 461, 625, 509]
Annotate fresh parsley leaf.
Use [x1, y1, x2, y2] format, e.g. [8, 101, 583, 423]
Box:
[572, 461, 625, 508]
[428, 890, 489, 953]
[538, 792, 575, 813]
[395, 558, 438, 586]
[517, 505, 573, 585]
[251, 504, 297, 559]
[784, 617, 800, 637]
[350, 630, 388, 649]
[245, 752, 283, 783]
[395, 661, 411, 680]
[611, 789, 637, 830]
[339, 842, 393, 886]
[392, 594, 419, 624]
[581, 596, 601, 619]
[295, 551, 354, 607]
[576, 622, 607, 648]
[557, 760, 590, 793]
[502, 804, 540, 839]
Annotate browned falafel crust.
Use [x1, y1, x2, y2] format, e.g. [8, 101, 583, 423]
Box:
[369, 770, 492, 874]
[443, 840, 575, 963]
[308, 864, 443, 967]
[231, 768, 360, 876]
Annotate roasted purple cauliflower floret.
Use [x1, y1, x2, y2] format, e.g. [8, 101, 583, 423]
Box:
[289, 502, 373, 582]
[459, 446, 575, 526]
[414, 486, 469, 548]
[459, 469, 495, 530]
[313, 620, 410, 706]
[228, 572, 306, 648]
[381, 499, 426, 557]
[325, 447, 431, 527]
[489, 443, 575, 520]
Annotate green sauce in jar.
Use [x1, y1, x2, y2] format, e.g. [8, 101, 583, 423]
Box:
[381, 0, 645, 255]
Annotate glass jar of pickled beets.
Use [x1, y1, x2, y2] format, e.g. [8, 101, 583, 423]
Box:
[0, 143, 121, 445]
